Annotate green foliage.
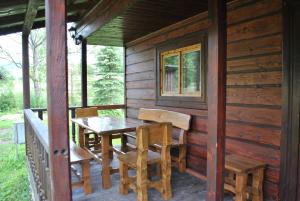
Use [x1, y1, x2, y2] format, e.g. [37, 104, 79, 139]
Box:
[0, 144, 30, 201]
[0, 67, 17, 112]
[92, 47, 124, 116]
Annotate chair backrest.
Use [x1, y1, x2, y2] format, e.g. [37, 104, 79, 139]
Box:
[138, 108, 191, 131]
[136, 123, 172, 150]
[75, 107, 98, 118]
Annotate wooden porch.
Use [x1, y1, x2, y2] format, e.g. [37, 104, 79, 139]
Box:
[1, 0, 300, 201]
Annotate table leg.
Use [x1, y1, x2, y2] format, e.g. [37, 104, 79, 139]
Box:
[78, 126, 84, 148]
[101, 134, 111, 189]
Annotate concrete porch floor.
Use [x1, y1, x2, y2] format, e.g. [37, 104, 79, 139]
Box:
[72, 159, 234, 201]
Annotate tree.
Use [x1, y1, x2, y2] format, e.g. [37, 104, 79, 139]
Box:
[0, 30, 46, 108]
[0, 67, 16, 112]
[92, 46, 124, 115]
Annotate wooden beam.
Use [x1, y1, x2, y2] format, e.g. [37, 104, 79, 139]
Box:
[280, 0, 300, 201]
[75, 0, 137, 39]
[22, 33, 30, 109]
[206, 0, 227, 200]
[23, 0, 40, 35]
[45, 0, 71, 200]
[81, 39, 88, 107]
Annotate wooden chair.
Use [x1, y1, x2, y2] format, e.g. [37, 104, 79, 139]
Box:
[70, 141, 93, 195]
[224, 154, 265, 201]
[75, 107, 101, 151]
[122, 108, 191, 172]
[118, 123, 173, 201]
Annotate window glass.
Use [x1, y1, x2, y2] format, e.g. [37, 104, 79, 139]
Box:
[162, 54, 179, 94]
[182, 49, 201, 95]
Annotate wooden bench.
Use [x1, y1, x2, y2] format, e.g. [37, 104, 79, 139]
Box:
[70, 141, 93, 195]
[224, 154, 265, 201]
[122, 108, 191, 172]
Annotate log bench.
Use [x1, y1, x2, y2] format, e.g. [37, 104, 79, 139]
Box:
[225, 154, 265, 201]
[70, 141, 93, 195]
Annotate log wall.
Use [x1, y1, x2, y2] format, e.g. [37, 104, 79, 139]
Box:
[125, 0, 282, 199]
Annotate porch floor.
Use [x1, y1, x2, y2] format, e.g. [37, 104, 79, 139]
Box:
[72, 159, 234, 201]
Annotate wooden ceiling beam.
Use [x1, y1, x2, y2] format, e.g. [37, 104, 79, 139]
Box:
[75, 0, 137, 39]
[23, 0, 40, 35]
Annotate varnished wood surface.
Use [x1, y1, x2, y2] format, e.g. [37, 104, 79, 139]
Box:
[70, 141, 93, 164]
[72, 117, 145, 135]
[225, 154, 265, 173]
[124, 0, 283, 199]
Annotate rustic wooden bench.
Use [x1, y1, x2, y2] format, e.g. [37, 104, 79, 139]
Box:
[225, 154, 265, 201]
[122, 108, 191, 172]
[70, 141, 93, 195]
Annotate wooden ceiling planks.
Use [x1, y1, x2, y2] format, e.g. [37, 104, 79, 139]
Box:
[0, 0, 97, 36]
[86, 0, 208, 46]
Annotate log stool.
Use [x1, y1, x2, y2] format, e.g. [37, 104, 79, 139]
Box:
[70, 141, 93, 195]
[225, 154, 265, 201]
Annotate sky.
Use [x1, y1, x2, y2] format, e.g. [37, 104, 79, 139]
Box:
[0, 26, 100, 80]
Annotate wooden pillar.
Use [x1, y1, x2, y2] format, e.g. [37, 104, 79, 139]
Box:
[81, 39, 88, 107]
[206, 0, 227, 200]
[45, 0, 71, 200]
[22, 33, 30, 109]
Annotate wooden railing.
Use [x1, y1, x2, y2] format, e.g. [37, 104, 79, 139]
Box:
[24, 109, 51, 201]
[31, 104, 126, 142]
[25, 105, 125, 200]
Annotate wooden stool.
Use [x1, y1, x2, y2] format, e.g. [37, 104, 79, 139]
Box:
[225, 154, 265, 201]
[70, 141, 93, 195]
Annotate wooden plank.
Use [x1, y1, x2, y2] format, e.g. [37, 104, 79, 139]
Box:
[126, 59, 154, 74]
[126, 48, 155, 65]
[126, 71, 155, 82]
[226, 87, 281, 106]
[228, 14, 282, 43]
[22, 33, 30, 109]
[227, 71, 282, 86]
[226, 106, 281, 127]
[81, 39, 88, 107]
[126, 80, 155, 89]
[126, 89, 155, 100]
[226, 139, 281, 167]
[206, 0, 227, 200]
[227, 0, 282, 25]
[76, 0, 137, 39]
[227, 54, 282, 73]
[226, 122, 281, 147]
[45, 0, 71, 199]
[227, 34, 282, 59]
[22, 0, 40, 35]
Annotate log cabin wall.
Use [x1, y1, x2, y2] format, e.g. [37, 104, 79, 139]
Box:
[125, 0, 282, 200]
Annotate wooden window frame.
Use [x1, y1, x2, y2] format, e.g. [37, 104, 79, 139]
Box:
[155, 31, 207, 109]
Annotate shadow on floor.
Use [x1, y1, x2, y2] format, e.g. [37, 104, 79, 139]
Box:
[72, 160, 234, 201]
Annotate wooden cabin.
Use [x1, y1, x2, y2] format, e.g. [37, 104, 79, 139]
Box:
[0, 0, 299, 200]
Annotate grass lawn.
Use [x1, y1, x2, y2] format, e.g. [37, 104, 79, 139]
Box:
[0, 144, 30, 201]
[0, 112, 30, 201]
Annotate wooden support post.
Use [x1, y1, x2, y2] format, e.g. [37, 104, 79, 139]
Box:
[206, 0, 227, 200]
[45, 0, 71, 200]
[22, 33, 30, 109]
[81, 39, 88, 107]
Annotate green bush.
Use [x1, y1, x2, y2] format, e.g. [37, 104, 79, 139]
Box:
[0, 91, 16, 112]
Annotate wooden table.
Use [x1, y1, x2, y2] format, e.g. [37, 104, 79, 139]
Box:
[71, 116, 145, 189]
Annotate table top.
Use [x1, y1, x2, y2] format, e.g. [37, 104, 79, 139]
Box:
[225, 154, 266, 173]
[71, 116, 145, 135]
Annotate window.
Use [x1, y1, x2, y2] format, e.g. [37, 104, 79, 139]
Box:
[161, 44, 202, 96]
[156, 32, 207, 109]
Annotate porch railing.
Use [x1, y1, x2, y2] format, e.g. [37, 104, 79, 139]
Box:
[25, 104, 125, 200]
[24, 109, 51, 201]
